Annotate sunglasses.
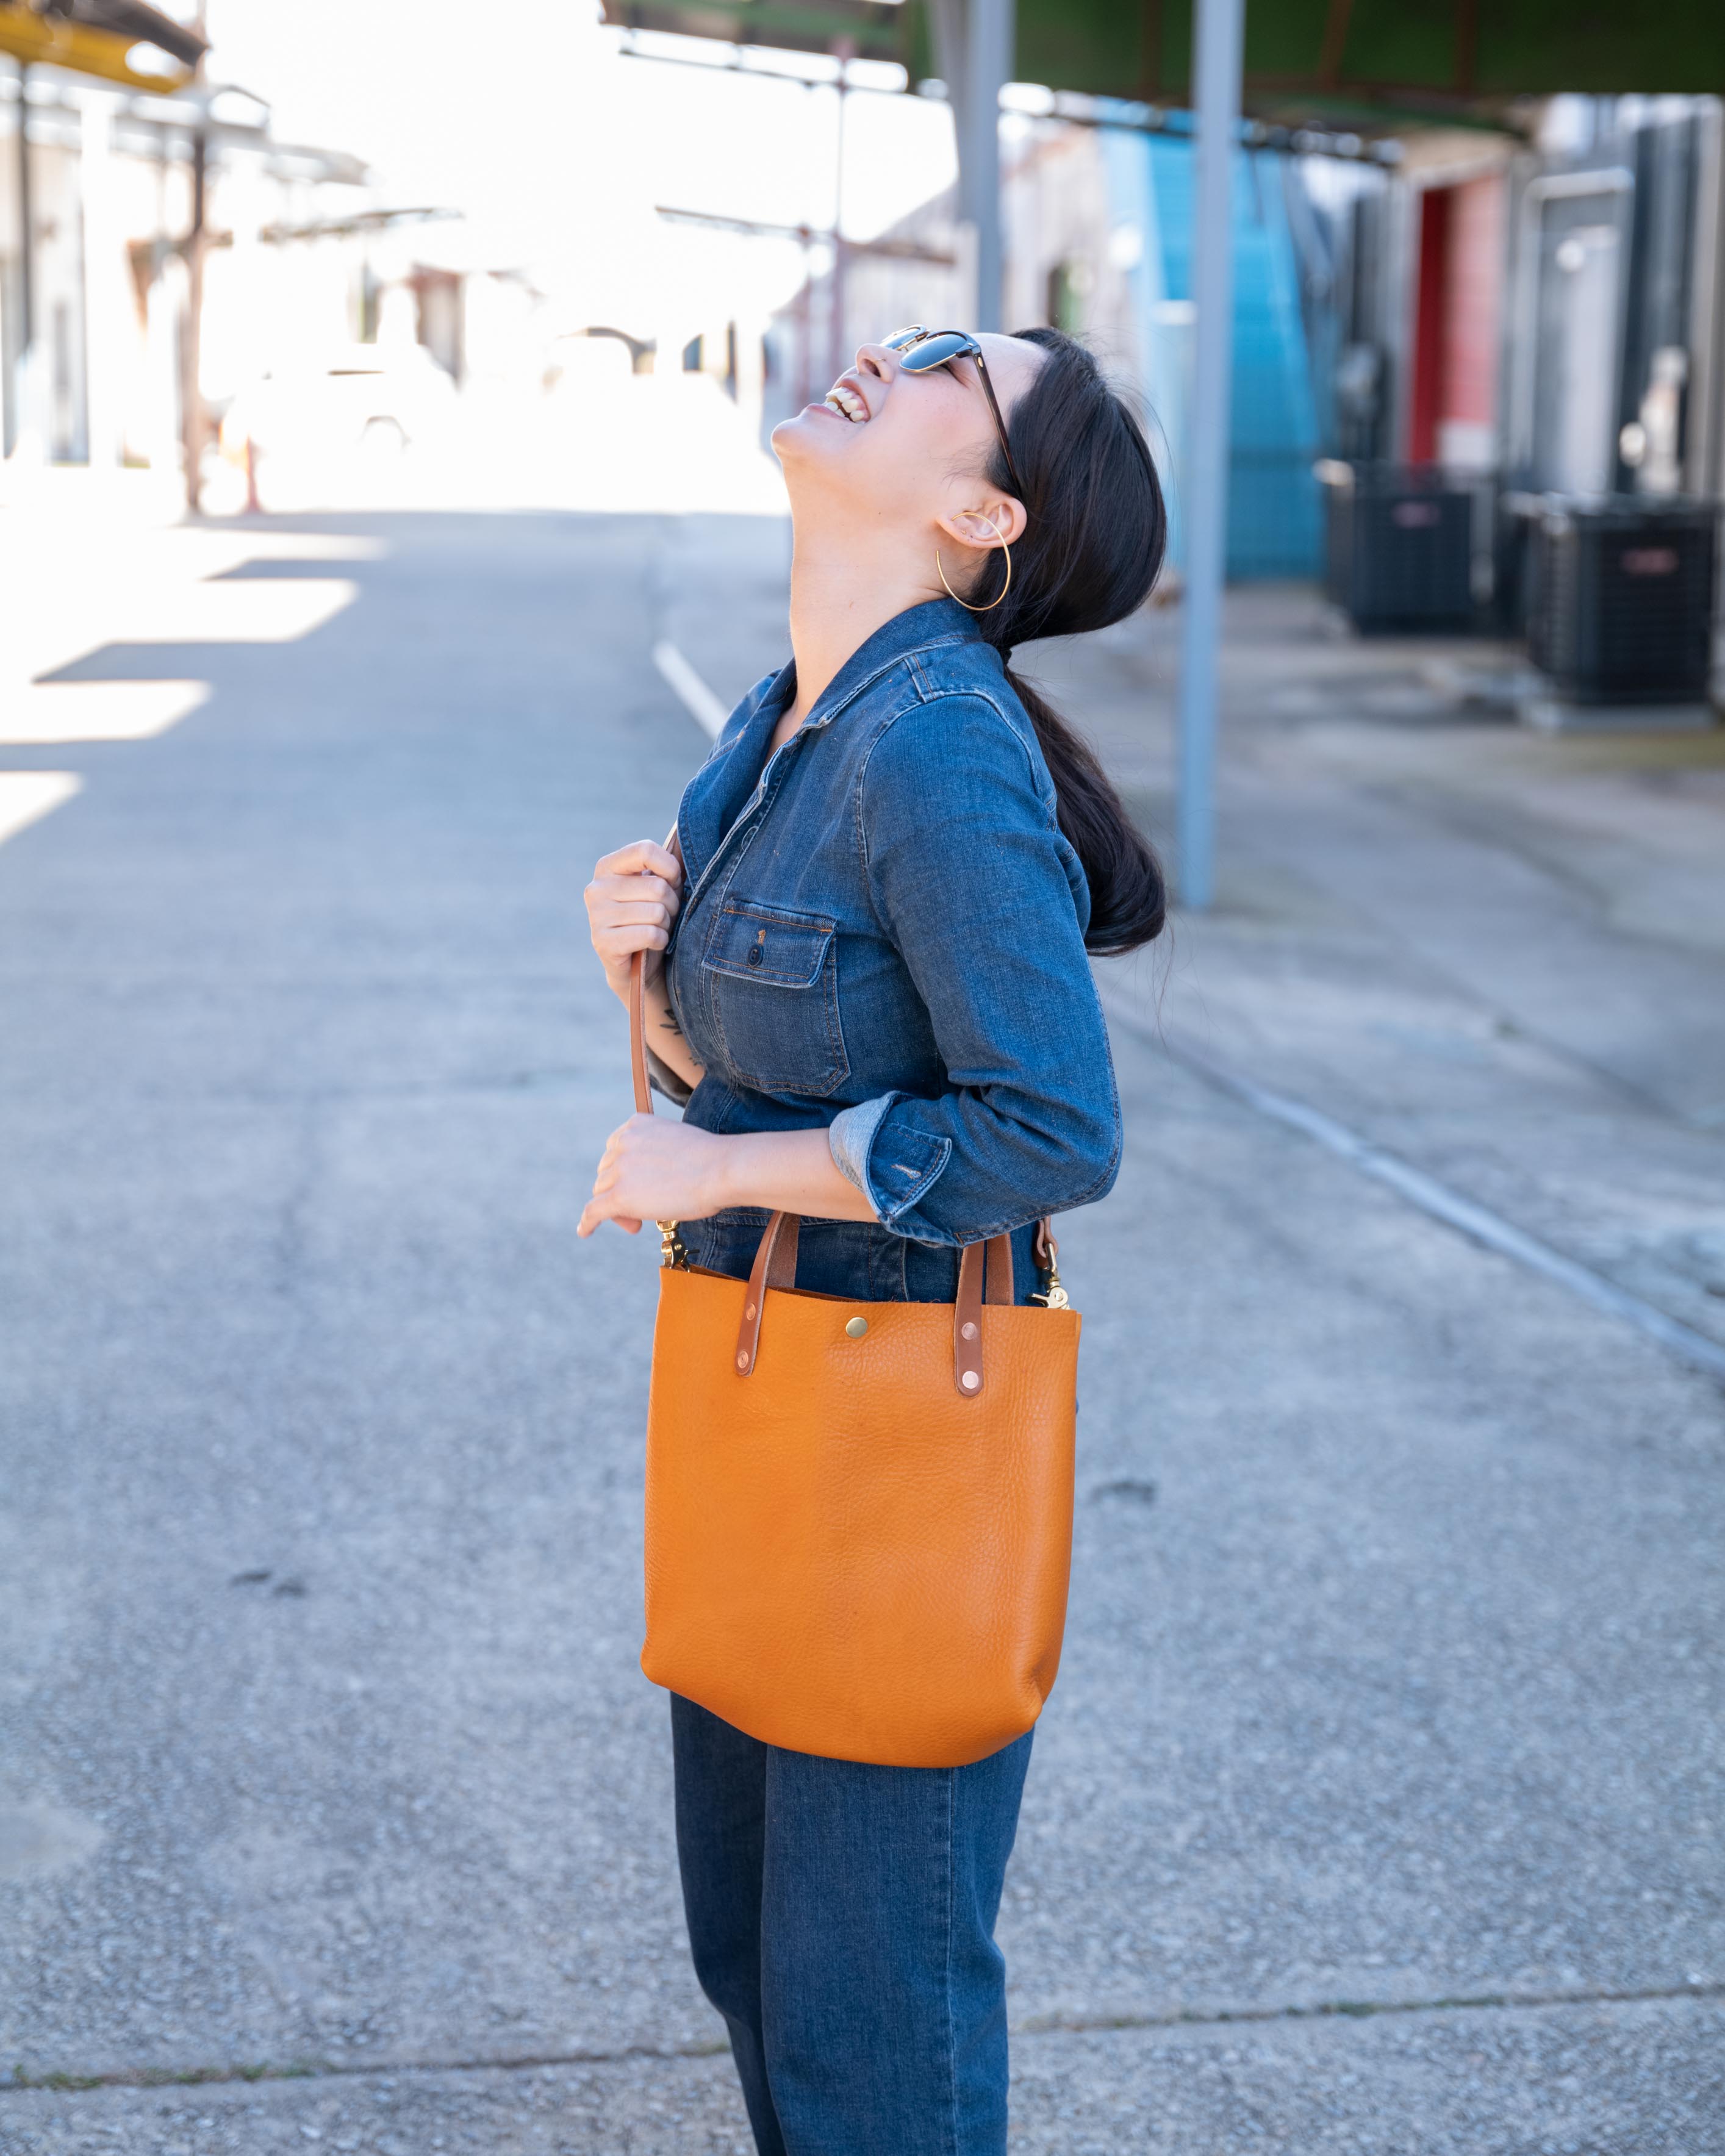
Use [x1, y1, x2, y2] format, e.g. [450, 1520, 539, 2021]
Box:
[883, 326, 1028, 504]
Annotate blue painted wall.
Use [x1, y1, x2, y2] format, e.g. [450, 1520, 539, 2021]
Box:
[1105, 132, 1322, 580]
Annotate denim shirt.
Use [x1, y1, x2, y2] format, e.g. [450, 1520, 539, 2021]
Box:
[662, 596, 1122, 1306]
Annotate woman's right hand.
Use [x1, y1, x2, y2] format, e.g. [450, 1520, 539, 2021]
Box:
[584, 839, 683, 1003]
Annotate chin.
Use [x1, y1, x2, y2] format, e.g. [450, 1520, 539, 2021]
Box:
[770, 407, 826, 465]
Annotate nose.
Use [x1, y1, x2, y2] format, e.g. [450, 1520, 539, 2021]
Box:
[852, 343, 897, 384]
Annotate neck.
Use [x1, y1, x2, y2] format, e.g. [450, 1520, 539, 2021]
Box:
[783, 502, 939, 726]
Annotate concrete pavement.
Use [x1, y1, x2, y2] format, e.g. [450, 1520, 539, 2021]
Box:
[1, 505, 1721, 2154]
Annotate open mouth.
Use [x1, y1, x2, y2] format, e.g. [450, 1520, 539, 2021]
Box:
[822, 382, 869, 423]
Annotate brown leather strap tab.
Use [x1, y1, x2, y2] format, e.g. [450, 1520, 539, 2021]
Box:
[953, 1242, 986, 1395]
[629, 951, 653, 1116]
[953, 1234, 1016, 1394]
[735, 1212, 800, 1377]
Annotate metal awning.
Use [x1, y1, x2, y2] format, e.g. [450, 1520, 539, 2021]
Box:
[0, 0, 207, 92]
[601, 0, 1725, 116]
[603, 0, 910, 66]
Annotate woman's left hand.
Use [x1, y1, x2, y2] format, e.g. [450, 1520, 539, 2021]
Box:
[578, 1114, 730, 1239]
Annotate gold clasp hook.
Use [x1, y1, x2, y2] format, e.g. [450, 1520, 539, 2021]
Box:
[1030, 1230, 1071, 1310]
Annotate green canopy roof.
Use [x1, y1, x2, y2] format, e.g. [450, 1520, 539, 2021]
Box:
[601, 1, 1725, 120]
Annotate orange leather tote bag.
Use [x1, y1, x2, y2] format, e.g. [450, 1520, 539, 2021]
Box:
[629, 953, 1081, 1768]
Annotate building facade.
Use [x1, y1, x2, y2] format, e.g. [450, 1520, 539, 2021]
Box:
[764, 112, 1329, 579]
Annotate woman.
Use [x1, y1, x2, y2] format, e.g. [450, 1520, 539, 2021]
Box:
[579, 325, 1167, 2154]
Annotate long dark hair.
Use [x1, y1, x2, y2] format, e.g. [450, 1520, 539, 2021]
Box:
[966, 328, 1167, 954]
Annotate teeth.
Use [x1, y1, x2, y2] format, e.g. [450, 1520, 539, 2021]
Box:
[825, 385, 868, 422]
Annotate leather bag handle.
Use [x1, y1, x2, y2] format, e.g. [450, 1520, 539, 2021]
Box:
[629, 824, 683, 1116]
[628, 907, 1050, 1398]
[629, 946, 654, 1116]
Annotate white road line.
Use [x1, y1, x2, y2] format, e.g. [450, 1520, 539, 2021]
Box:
[0, 772, 82, 849]
[1105, 998, 1725, 1385]
[652, 640, 730, 740]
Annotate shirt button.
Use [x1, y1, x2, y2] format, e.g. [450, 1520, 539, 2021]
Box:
[747, 944, 764, 965]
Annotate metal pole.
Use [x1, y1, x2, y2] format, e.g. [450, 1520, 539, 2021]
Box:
[181, 9, 208, 510]
[830, 56, 848, 386]
[1175, 0, 1243, 912]
[181, 122, 207, 509]
[15, 60, 31, 355]
[930, 0, 973, 229]
[81, 90, 123, 467]
[966, 0, 1013, 331]
[796, 224, 812, 411]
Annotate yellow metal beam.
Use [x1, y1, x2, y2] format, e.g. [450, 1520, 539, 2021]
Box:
[0, 4, 193, 92]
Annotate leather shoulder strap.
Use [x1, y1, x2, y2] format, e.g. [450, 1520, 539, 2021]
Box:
[629, 951, 653, 1116]
[628, 825, 684, 1117]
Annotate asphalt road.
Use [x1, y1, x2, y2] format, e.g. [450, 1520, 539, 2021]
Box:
[2, 508, 1721, 2154]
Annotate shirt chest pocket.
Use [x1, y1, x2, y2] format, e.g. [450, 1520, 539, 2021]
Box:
[701, 898, 850, 1098]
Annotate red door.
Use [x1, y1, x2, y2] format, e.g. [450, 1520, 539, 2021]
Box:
[1410, 175, 1505, 470]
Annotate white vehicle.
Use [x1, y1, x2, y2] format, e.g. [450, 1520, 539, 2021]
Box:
[221, 343, 458, 467]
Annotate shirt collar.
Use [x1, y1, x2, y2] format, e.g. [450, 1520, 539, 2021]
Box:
[771, 596, 984, 735]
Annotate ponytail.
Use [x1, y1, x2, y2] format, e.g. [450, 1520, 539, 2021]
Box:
[1002, 659, 1164, 952]
[970, 328, 1169, 954]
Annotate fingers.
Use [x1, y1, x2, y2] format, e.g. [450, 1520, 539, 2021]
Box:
[595, 931, 672, 983]
[591, 840, 681, 887]
[585, 864, 682, 978]
[586, 845, 681, 997]
[592, 1112, 651, 1172]
[592, 902, 676, 939]
[588, 872, 680, 914]
[584, 881, 679, 932]
[578, 1134, 642, 1238]
[584, 864, 681, 970]
[576, 1201, 643, 1239]
[590, 907, 672, 940]
[579, 1114, 659, 1238]
[590, 933, 669, 987]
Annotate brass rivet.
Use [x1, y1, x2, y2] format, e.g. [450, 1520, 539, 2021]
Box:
[845, 1315, 869, 1338]
[961, 1320, 978, 1341]
[961, 1369, 981, 1391]
[745, 1302, 756, 1319]
[736, 1352, 749, 1371]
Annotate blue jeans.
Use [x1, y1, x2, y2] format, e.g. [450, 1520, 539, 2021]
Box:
[670, 1694, 1033, 2154]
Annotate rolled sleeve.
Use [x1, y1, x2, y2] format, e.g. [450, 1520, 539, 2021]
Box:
[827, 1094, 892, 1209]
[857, 693, 1122, 1245]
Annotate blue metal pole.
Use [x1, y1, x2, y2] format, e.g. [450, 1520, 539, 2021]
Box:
[968, 0, 1013, 331]
[1176, 0, 1243, 911]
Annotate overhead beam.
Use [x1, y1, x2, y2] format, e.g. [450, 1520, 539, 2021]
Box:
[658, 201, 956, 263]
[0, 3, 193, 91]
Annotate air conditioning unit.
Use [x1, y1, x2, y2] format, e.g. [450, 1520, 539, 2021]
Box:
[1318, 462, 1477, 631]
[1491, 491, 1538, 637]
[1527, 501, 1717, 703]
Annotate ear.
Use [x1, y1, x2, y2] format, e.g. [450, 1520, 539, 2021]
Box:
[934, 494, 1027, 553]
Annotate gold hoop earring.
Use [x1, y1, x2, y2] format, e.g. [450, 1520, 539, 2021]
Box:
[935, 515, 1012, 612]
